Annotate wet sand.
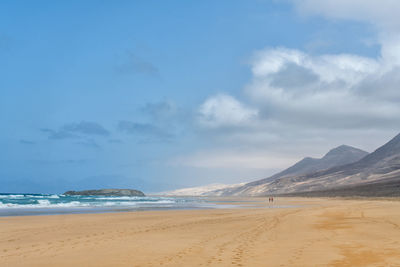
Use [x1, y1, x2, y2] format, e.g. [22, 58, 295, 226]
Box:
[1, 197, 400, 266]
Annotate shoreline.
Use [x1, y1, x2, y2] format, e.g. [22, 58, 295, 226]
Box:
[1, 197, 400, 266]
[0, 195, 293, 217]
[1, 195, 400, 218]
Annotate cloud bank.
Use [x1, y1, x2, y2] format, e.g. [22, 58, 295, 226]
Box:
[200, 1, 400, 131]
[183, 1, 400, 170]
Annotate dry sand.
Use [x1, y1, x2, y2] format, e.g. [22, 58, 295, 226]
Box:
[1, 197, 400, 266]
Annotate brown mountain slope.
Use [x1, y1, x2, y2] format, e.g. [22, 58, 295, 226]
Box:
[247, 145, 368, 186]
[209, 145, 369, 196]
[252, 132, 400, 196]
[279, 176, 400, 197]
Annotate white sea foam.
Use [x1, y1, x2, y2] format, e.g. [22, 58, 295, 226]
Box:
[0, 203, 19, 208]
[37, 199, 51, 205]
[95, 196, 175, 201]
[27, 194, 60, 199]
[0, 198, 177, 209]
[0, 201, 90, 209]
[0, 194, 24, 199]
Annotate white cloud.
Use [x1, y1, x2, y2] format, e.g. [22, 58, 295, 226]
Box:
[245, 46, 400, 128]
[197, 2, 400, 135]
[198, 94, 258, 128]
[185, 1, 400, 173]
[253, 48, 379, 82]
[239, 1, 400, 130]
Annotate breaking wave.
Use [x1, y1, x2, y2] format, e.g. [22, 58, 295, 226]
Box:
[0, 193, 187, 210]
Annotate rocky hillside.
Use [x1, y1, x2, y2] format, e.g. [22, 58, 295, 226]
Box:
[218, 133, 400, 196]
[209, 145, 369, 196]
[279, 177, 400, 197]
[247, 145, 368, 187]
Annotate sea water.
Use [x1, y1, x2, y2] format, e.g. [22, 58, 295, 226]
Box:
[0, 193, 222, 216]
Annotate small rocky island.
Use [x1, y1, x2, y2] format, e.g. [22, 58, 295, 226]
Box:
[64, 189, 145, 197]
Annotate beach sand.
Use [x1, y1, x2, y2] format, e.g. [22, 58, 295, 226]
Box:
[1, 197, 400, 266]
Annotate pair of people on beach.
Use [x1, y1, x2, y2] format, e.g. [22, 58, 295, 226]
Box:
[268, 197, 274, 203]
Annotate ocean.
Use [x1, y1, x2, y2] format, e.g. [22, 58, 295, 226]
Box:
[0, 193, 225, 216]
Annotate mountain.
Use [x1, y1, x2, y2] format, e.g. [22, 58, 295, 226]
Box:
[277, 132, 400, 194]
[221, 132, 400, 196]
[280, 177, 400, 197]
[247, 145, 368, 186]
[208, 145, 369, 196]
[64, 189, 145, 196]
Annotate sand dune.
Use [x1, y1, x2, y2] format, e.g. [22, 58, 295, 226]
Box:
[1, 198, 400, 266]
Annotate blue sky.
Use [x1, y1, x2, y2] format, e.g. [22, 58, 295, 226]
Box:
[1, 0, 399, 193]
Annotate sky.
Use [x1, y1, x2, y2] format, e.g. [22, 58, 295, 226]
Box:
[1, 0, 400, 194]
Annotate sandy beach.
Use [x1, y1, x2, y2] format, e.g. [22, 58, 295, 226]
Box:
[1, 197, 400, 267]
